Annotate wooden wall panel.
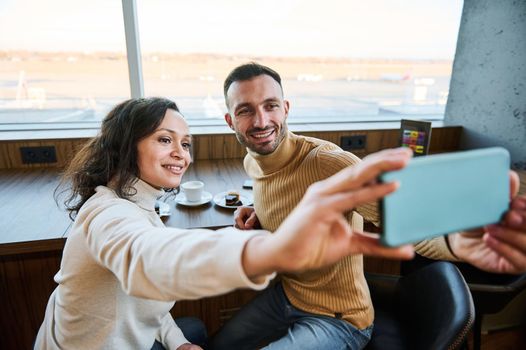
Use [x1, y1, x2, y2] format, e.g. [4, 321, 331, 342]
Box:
[300, 127, 462, 158]
[0, 126, 462, 169]
[0, 139, 86, 169]
[0, 250, 63, 350]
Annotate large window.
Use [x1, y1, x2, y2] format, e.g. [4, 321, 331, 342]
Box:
[0, 0, 128, 130]
[138, 0, 463, 125]
[0, 0, 463, 132]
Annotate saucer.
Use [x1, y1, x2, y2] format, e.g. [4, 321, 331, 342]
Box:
[175, 191, 213, 207]
[213, 192, 253, 209]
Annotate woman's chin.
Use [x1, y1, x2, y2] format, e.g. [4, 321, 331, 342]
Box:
[162, 180, 181, 190]
[142, 178, 180, 190]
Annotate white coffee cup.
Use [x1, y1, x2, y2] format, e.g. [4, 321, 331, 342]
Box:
[181, 181, 204, 202]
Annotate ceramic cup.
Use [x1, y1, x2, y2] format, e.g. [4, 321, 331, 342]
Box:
[181, 181, 204, 202]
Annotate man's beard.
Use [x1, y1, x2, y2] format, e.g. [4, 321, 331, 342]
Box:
[235, 125, 287, 155]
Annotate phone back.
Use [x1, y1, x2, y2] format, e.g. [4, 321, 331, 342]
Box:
[379, 147, 510, 247]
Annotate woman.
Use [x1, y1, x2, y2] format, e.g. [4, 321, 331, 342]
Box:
[34, 97, 414, 349]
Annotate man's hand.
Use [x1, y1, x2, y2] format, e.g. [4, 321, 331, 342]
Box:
[177, 343, 203, 350]
[234, 206, 260, 230]
[484, 195, 526, 272]
[450, 171, 526, 274]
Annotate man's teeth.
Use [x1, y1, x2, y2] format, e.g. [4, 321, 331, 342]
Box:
[252, 130, 273, 139]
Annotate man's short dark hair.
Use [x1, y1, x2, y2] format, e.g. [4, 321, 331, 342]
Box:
[223, 62, 282, 101]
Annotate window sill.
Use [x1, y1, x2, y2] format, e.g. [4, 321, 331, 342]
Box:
[0, 120, 449, 141]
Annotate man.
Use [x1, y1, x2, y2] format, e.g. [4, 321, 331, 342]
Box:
[211, 62, 526, 349]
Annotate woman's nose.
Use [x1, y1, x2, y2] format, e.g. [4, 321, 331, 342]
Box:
[170, 144, 184, 158]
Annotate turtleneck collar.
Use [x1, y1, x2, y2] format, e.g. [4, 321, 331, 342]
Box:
[131, 178, 165, 212]
[108, 178, 165, 212]
[247, 131, 298, 175]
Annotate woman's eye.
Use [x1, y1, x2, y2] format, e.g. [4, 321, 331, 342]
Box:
[182, 142, 192, 150]
[159, 137, 171, 144]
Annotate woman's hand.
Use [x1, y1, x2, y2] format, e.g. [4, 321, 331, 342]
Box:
[242, 148, 415, 277]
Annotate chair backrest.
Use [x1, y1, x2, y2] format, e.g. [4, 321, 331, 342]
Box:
[451, 262, 526, 313]
[446, 262, 526, 350]
[401, 254, 526, 350]
[366, 261, 475, 350]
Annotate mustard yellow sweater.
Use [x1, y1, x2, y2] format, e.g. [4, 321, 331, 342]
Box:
[245, 132, 377, 328]
[244, 131, 457, 329]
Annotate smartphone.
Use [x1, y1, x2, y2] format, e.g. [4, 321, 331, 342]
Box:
[379, 147, 510, 247]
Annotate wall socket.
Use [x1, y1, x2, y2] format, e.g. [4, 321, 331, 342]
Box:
[20, 146, 57, 164]
[341, 135, 367, 150]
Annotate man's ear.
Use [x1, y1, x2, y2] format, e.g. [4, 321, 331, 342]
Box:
[284, 100, 290, 120]
[225, 113, 234, 129]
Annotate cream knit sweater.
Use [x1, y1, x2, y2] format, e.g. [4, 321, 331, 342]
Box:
[35, 179, 273, 349]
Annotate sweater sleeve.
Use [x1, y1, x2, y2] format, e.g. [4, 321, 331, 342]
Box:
[157, 313, 189, 349]
[79, 198, 274, 301]
[414, 236, 460, 261]
[316, 148, 380, 225]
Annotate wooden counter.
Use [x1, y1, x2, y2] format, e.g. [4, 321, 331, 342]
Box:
[164, 159, 253, 230]
[0, 160, 252, 256]
[0, 168, 70, 254]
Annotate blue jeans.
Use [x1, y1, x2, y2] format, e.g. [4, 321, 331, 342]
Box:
[210, 282, 372, 350]
[151, 316, 208, 349]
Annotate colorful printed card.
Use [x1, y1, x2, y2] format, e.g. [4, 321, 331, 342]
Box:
[399, 119, 432, 156]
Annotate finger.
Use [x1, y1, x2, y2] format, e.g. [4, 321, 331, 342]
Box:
[486, 224, 526, 253]
[234, 217, 245, 229]
[363, 146, 413, 161]
[234, 212, 247, 229]
[509, 171, 520, 199]
[324, 148, 411, 192]
[320, 181, 400, 214]
[246, 213, 258, 228]
[502, 207, 526, 231]
[319, 148, 412, 195]
[349, 232, 414, 259]
[483, 233, 526, 273]
[511, 196, 526, 211]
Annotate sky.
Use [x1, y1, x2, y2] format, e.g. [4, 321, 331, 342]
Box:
[0, 0, 463, 59]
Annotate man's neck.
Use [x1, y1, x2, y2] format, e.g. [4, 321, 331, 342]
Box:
[248, 131, 298, 175]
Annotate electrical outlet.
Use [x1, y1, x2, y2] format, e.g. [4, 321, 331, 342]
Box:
[341, 135, 367, 150]
[20, 146, 57, 164]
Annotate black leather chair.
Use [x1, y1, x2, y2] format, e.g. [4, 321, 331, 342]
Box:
[366, 261, 475, 350]
[402, 255, 526, 350]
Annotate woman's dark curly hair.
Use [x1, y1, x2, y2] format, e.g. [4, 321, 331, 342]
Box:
[56, 97, 180, 220]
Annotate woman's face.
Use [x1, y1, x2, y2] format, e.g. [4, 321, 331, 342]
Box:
[137, 109, 192, 189]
